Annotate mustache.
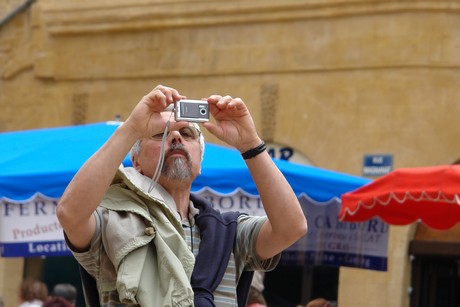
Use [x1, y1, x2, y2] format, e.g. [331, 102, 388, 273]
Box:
[165, 143, 191, 161]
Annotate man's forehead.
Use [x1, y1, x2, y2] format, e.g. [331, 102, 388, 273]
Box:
[160, 111, 201, 132]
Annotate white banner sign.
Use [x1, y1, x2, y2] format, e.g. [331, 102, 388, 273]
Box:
[198, 190, 388, 271]
[0, 196, 70, 257]
[1, 192, 388, 271]
[285, 197, 388, 271]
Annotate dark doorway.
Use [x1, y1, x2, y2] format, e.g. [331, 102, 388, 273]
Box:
[409, 240, 460, 307]
[24, 256, 85, 307]
[264, 264, 339, 307]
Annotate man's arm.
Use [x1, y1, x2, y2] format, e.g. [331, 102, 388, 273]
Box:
[203, 95, 308, 260]
[244, 150, 307, 260]
[56, 85, 184, 250]
[57, 125, 140, 250]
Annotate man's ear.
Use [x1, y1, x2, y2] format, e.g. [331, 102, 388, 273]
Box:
[131, 155, 143, 174]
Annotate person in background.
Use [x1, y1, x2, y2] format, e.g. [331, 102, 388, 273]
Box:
[57, 84, 308, 306]
[42, 297, 72, 307]
[303, 297, 334, 307]
[247, 271, 267, 306]
[18, 277, 48, 307]
[50, 284, 77, 306]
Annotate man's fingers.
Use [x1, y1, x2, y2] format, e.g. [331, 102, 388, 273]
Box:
[145, 85, 184, 109]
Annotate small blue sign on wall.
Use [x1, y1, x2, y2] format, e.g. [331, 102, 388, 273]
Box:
[363, 154, 393, 177]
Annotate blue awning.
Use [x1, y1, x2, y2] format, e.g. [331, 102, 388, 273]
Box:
[1, 122, 385, 269]
[0, 121, 369, 202]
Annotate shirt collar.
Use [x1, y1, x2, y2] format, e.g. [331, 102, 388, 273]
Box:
[115, 165, 201, 223]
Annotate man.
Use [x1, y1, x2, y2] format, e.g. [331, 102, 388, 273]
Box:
[42, 297, 72, 307]
[50, 283, 77, 306]
[57, 85, 307, 306]
[304, 298, 334, 307]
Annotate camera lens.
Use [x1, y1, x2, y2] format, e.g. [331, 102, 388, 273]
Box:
[200, 108, 207, 115]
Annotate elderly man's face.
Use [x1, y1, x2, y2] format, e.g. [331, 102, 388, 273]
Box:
[132, 112, 202, 184]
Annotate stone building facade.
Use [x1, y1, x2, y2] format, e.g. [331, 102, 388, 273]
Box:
[1, 1, 460, 306]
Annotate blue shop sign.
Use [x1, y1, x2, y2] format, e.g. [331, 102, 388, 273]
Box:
[363, 154, 393, 177]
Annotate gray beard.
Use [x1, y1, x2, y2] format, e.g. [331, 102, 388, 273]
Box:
[162, 156, 192, 180]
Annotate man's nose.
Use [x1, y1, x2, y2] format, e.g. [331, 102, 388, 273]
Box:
[168, 130, 183, 143]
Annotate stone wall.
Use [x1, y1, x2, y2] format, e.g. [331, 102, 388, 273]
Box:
[2, 1, 460, 306]
[0, 258, 23, 307]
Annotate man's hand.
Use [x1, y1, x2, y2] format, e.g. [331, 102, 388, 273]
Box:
[124, 85, 185, 140]
[203, 95, 262, 153]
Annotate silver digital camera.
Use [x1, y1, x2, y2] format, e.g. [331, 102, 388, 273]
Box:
[174, 99, 209, 122]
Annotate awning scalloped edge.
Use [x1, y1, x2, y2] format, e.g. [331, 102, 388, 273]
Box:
[2, 188, 343, 207]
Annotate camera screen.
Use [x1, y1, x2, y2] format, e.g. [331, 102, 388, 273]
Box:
[175, 100, 209, 122]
